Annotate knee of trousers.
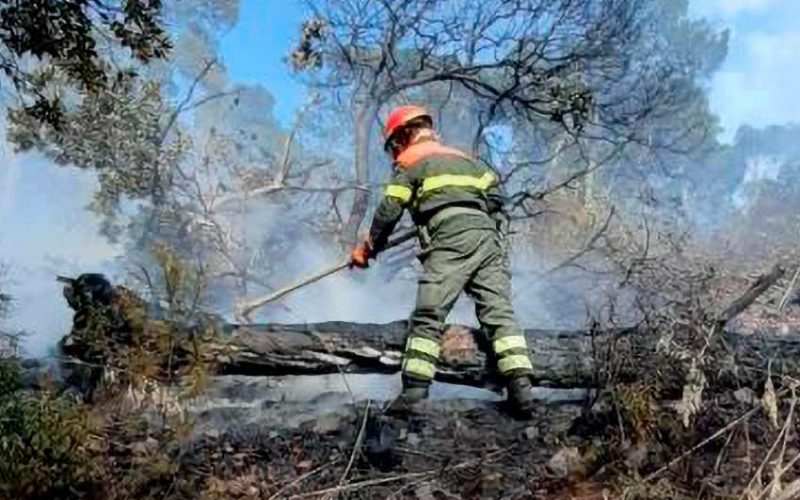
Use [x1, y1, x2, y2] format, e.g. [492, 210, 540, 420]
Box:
[409, 307, 448, 336]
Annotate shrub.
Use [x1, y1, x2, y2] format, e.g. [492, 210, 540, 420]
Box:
[0, 358, 22, 397]
[0, 372, 96, 499]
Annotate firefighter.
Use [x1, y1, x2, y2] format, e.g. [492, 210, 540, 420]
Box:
[350, 105, 535, 416]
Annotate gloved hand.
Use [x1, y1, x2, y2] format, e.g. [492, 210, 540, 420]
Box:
[349, 237, 373, 269]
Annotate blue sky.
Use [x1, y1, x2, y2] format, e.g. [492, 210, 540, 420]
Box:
[219, 0, 309, 125]
[220, 0, 800, 142]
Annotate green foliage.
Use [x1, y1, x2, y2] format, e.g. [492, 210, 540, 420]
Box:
[90, 413, 186, 500]
[0, 365, 188, 499]
[63, 244, 216, 402]
[0, 358, 21, 397]
[0, 378, 95, 499]
[8, 72, 189, 228]
[1, 0, 171, 129]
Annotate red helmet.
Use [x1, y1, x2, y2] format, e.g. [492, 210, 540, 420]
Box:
[383, 105, 432, 146]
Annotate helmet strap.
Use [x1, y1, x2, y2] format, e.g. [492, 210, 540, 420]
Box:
[385, 125, 437, 159]
[410, 128, 437, 145]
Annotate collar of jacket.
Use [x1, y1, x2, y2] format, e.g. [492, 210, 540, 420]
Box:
[395, 140, 473, 169]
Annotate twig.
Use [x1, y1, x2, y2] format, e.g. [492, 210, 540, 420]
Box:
[749, 387, 799, 500]
[647, 387, 793, 483]
[511, 206, 615, 301]
[267, 461, 337, 500]
[779, 267, 800, 310]
[647, 404, 771, 481]
[395, 446, 447, 460]
[740, 388, 797, 498]
[337, 400, 372, 487]
[713, 428, 737, 474]
[699, 263, 786, 358]
[539, 206, 615, 280]
[289, 448, 509, 499]
[756, 452, 800, 500]
[717, 264, 785, 324]
[291, 471, 432, 499]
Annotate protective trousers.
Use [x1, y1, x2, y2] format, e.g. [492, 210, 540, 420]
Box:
[401, 215, 533, 386]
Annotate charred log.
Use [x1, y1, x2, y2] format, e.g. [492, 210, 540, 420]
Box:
[213, 319, 800, 395]
[58, 268, 798, 397]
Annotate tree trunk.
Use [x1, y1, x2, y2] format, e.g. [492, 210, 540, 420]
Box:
[210, 317, 798, 396]
[341, 103, 374, 247]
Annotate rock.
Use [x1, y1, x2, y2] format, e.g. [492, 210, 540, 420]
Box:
[311, 413, 343, 434]
[414, 483, 435, 500]
[130, 438, 159, 455]
[130, 441, 148, 455]
[524, 426, 539, 440]
[623, 441, 649, 470]
[546, 446, 582, 479]
[481, 472, 504, 497]
[734, 387, 757, 405]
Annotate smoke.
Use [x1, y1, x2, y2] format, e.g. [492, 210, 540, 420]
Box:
[0, 131, 122, 356]
[214, 200, 557, 332]
[249, 227, 562, 332]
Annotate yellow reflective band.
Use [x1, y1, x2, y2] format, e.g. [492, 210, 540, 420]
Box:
[493, 335, 528, 354]
[385, 185, 413, 202]
[403, 358, 436, 379]
[421, 172, 496, 193]
[498, 355, 533, 374]
[406, 337, 441, 358]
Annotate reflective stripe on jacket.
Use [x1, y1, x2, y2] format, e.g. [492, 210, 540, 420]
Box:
[369, 140, 506, 253]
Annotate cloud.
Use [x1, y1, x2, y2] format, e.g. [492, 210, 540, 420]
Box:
[709, 29, 800, 141]
[692, 0, 785, 19]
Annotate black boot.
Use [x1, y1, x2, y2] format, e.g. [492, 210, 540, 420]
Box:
[506, 376, 535, 418]
[386, 379, 430, 415]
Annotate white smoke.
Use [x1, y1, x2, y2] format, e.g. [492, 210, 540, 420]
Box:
[0, 137, 122, 356]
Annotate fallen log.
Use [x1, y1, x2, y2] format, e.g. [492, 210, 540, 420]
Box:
[59, 265, 797, 396]
[214, 321, 623, 390]
[212, 317, 799, 395]
[202, 264, 795, 394]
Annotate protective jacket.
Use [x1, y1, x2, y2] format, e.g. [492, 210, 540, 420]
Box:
[368, 140, 508, 254]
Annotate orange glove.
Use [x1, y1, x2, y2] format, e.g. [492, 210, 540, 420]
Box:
[349, 238, 373, 269]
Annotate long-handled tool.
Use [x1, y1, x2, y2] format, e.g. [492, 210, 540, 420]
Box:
[234, 230, 417, 322]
